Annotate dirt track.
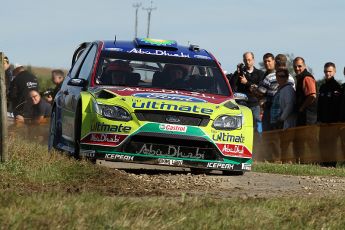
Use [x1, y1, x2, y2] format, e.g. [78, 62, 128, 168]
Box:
[97, 161, 345, 198]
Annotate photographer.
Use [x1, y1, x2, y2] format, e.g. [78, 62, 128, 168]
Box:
[231, 52, 264, 131]
[28, 89, 51, 124]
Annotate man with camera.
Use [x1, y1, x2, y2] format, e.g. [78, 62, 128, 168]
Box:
[230, 52, 264, 132]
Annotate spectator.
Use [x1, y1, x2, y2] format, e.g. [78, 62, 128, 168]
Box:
[256, 53, 276, 131]
[339, 66, 345, 121]
[318, 63, 342, 167]
[339, 67, 345, 161]
[317, 62, 341, 123]
[293, 57, 317, 126]
[270, 69, 297, 129]
[51, 69, 65, 99]
[28, 89, 51, 124]
[262, 53, 275, 76]
[292, 57, 318, 162]
[272, 68, 297, 161]
[3, 56, 14, 95]
[9, 64, 39, 122]
[256, 53, 295, 131]
[3, 56, 14, 112]
[231, 52, 264, 131]
[275, 54, 296, 87]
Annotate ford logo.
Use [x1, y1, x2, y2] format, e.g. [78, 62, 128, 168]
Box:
[166, 115, 180, 123]
[133, 93, 206, 102]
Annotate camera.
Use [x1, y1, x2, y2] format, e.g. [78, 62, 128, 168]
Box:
[237, 63, 246, 76]
[42, 88, 53, 97]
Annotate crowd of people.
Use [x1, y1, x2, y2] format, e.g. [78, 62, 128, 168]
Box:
[229, 52, 345, 132]
[3, 56, 64, 124]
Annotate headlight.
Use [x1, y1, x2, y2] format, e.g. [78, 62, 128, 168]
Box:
[213, 115, 242, 130]
[97, 104, 131, 121]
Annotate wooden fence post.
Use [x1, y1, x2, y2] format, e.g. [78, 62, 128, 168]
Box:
[0, 52, 8, 162]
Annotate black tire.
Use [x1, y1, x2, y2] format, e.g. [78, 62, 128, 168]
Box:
[74, 105, 82, 160]
[190, 168, 211, 175]
[223, 171, 245, 176]
[48, 107, 58, 151]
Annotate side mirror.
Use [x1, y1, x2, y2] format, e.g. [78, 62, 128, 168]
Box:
[234, 92, 248, 105]
[68, 78, 88, 89]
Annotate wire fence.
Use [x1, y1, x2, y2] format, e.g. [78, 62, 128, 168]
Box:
[254, 123, 345, 164]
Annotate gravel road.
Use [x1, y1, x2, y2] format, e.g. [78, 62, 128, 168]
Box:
[97, 161, 345, 198]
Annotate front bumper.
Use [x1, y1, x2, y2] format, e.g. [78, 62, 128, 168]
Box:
[80, 130, 252, 172]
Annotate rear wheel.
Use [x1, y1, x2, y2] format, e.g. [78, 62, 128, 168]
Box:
[74, 105, 82, 160]
[48, 107, 58, 151]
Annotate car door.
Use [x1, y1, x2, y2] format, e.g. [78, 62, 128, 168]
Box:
[61, 43, 98, 142]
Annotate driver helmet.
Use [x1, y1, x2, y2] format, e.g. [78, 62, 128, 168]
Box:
[105, 60, 132, 85]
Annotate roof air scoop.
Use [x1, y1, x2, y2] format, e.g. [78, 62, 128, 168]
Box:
[134, 38, 178, 51]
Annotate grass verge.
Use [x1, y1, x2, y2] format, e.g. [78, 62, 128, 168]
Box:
[0, 137, 150, 196]
[253, 161, 345, 177]
[0, 193, 345, 229]
[2, 138, 345, 228]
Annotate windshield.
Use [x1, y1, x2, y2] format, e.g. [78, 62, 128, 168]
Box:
[95, 51, 231, 96]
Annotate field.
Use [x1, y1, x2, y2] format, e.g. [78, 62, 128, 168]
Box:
[28, 66, 67, 91]
[1, 134, 345, 229]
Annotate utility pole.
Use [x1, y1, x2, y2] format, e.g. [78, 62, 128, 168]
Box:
[0, 52, 8, 162]
[143, 1, 157, 38]
[133, 2, 142, 38]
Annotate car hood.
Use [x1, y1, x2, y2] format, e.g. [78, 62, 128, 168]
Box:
[91, 86, 233, 104]
[90, 86, 241, 117]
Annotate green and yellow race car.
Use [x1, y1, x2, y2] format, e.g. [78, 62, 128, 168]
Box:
[48, 38, 253, 174]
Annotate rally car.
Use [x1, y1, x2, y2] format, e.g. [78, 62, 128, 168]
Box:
[48, 38, 253, 174]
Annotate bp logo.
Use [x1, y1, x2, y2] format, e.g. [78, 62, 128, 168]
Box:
[133, 93, 206, 102]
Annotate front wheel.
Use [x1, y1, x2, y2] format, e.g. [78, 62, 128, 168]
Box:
[223, 171, 245, 176]
[190, 168, 211, 175]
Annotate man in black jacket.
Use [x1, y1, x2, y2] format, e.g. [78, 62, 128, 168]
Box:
[338, 66, 345, 166]
[230, 52, 264, 132]
[9, 65, 39, 122]
[317, 62, 342, 166]
[318, 62, 341, 123]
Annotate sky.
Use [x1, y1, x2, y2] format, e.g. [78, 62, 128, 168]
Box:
[1, 0, 345, 80]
